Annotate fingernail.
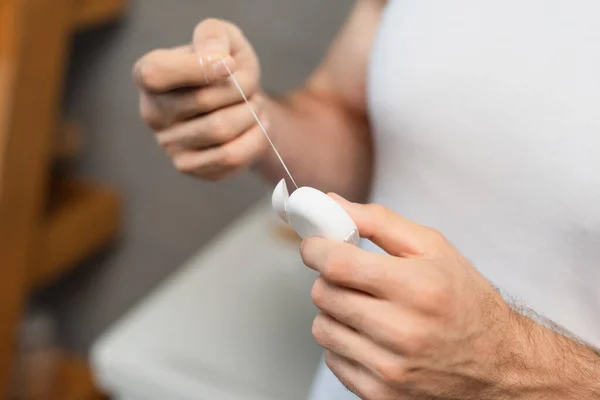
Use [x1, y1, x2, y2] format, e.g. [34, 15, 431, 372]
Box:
[210, 54, 235, 78]
[328, 192, 352, 206]
[197, 39, 228, 54]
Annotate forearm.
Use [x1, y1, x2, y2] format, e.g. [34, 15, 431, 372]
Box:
[254, 88, 373, 202]
[252, 0, 383, 202]
[503, 309, 600, 399]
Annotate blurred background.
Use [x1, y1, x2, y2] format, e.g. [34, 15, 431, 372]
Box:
[0, 0, 353, 398]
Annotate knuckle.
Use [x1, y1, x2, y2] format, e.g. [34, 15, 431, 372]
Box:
[366, 203, 389, 216]
[135, 53, 163, 91]
[155, 131, 176, 149]
[364, 203, 390, 227]
[173, 155, 198, 174]
[207, 114, 231, 142]
[403, 329, 429, 356]
[380, 319, 426, 356]
[376, 360, 408, 386]
[427, 226, 449, 247]
[311, 314, 329, 344]
[139, 102, 164, 131]
[381, 320, 404, 351]
[310, 277, 329, 307]
[193, 90, 213, 113]
[219, 145, 244, 169]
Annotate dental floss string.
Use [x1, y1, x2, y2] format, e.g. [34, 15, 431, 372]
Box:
[218, 57, 299, 190]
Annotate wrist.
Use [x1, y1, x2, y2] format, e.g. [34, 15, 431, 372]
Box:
[500, 309, 600, 399]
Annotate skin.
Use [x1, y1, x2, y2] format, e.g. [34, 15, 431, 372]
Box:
[302, 195, 600, 399]
[133, 1, 600, 398]
[133, 0, 383, 201]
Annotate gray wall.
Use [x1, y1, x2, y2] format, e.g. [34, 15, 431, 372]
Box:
[40, 0, 353, 354]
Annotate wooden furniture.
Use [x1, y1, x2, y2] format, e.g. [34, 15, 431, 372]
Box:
[0, 0, 126, 398]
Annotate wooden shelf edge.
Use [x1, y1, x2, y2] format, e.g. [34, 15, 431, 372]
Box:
[31, 179, 121, 289]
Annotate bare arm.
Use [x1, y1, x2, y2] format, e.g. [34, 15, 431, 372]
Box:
[134, 1, 385, 202]
[255, 0, 386, 201]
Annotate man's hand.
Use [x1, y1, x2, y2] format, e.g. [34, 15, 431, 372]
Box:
[132, 2, 382, 199]
[133, 19, 267, 181]
[301, 194, 600, 399]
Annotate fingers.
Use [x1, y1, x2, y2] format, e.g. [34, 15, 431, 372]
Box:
[134, 18, 263, 182]
[193, 18, 231, 54]
[301, 238, 397, 298]
[193, 18, 250, 56]
[311, 276, 435, 357]
[193, 19, 251, 85]
[311, 276, 382, 333]
[329, 194, 449, 258]
[156, 96, 265, 151]
[133, 46, 235, 92]
[311, 277, 396, 343]
[314, 313, 407, 393]
[138, 73, 259, 131]
[134, 19, 258, 131]
[193, 18, 259, 91]
[171, 123, 268, 180]
[324, 352, 398, 400]
[303, 235, 459, 323]
[134, 19, 245, 93]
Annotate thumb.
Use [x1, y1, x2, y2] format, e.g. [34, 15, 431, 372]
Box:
[193, 19, 236, 83]
[328, 193, 444, 258]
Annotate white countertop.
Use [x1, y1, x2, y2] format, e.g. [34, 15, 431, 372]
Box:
[91, 197, 324, 400]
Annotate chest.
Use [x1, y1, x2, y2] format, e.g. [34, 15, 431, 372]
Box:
[367, 0, 600, 230]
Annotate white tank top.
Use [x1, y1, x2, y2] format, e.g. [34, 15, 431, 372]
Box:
[309, 1, 600, 399]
